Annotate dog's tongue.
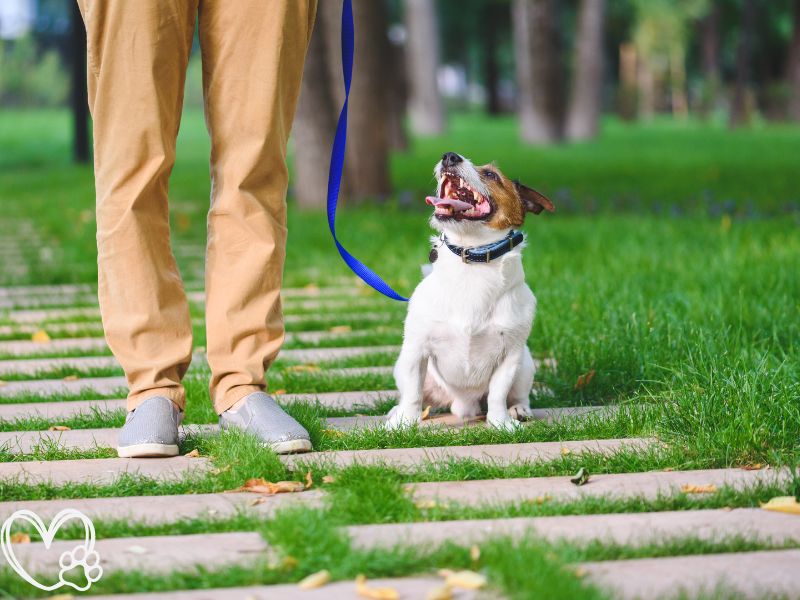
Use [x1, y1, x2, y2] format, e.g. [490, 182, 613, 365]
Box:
[425, 196, 473, 212]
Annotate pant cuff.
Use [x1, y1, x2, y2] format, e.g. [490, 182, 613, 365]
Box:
[127, 388, 185, 412]
[215, 384, 264, 415]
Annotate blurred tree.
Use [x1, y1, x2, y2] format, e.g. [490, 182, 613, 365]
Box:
[698, 0, 721, 116]
[294, 12, 339, 209]
[631, 0, 710, 119]
[316, 0, 392, 202]
[788, 0, 800, 120]
[405, 0, 446, 135]
[730, 0, 756, 126]
[566, 0, 607, 140]
[70, 1, 89, 164]
[482, 1, 504, 115]
[513, 0, 565, 143]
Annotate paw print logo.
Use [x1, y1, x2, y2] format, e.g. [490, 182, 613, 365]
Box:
[58, 543, 103, 591]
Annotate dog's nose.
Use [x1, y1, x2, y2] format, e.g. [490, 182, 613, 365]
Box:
[441, 152, 462, 168]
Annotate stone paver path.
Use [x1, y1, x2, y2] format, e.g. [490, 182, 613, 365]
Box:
[0, 281, 793, 599]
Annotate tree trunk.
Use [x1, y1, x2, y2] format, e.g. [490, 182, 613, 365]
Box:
[483, 4, 502, 115]
[405, 0, 446, 135]
[565, 0, 606, 140]
[699, 1, 721, 116]
[387, 40, 410, 150]
[513, 0, 564, 144]
[618, 42, 637, 121]
[293, 11, 339, 209]
[320, 0, 392, 201]
[730, 0, 756, 127]
[71, 1, 90, 163]
[788, 0, 800, 121]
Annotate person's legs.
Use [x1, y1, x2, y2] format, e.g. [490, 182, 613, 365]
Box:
[199, 0, 316, 413]
[77, 0, 197, 455]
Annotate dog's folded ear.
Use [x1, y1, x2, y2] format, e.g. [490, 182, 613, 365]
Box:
[514, 180, 555, 215]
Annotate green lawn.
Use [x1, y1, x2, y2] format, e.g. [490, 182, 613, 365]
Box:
[0, 109, 798, 598]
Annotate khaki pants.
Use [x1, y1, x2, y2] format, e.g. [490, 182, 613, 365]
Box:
[77, 0, 317, 414]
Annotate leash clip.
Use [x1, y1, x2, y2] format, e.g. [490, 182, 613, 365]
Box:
[461, 248, 468, 263]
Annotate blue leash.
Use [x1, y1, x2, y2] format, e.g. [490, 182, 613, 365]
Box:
[326, 0, 409, 302]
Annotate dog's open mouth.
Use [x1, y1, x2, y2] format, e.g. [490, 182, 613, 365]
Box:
[426, 172, 492, 220]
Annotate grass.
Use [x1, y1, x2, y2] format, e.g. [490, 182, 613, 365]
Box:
[1, 109, 799, 597]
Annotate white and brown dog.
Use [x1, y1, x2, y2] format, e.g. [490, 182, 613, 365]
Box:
[386, 152, 554, 431]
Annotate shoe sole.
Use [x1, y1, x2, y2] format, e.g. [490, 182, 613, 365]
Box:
[270, 438, 313, 455]
[117, 443, 179, 458]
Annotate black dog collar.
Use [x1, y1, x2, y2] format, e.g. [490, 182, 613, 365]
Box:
[439, 230, 525, 264]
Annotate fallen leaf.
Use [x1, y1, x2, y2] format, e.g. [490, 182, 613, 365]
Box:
[469, 545, 480, 562]
[415, 499, 437, 510]
[48, 425, 71, 431]
[62, 374, 79, 381]
[126, 545, 148, 554]
[525, 494, 550, 505]
[31, 329, 51, 343]
[570, 467, 590, 486]
[10, 532, 30, 544]
[304, 470, 314, 489]
[420, 405, 431, 420]
[573, 567, 587, 578]
[185, 449, 201, 458]
[0, 380, 7, 387]
[210, 465, 231, 475]
[444, 570, 487, 590]
[426, 585, 453, 600]
[322, 428, 345, 437]
[249, 498, 266, 506]
[273, 389, 287, 396]
[681, 484, 718, 494]
[574, 369, 596, 390]
[281, 555, 298, 570]
[722, 506, 733, 512]
[304, 283, 320, 295]
[322, 475, 336, 484]
[227, 478, 305, 495]
[49, 595, 74, 600]
[740, 464, 764, 471]
[286, 364, 320, 373]
[356, 574, 400, 599]
[761, 496, 800, 515]
[329, 325, 352, 334]
[298, 569, 330, 589]
[560, 447, 571, 456]
[662, 467, 675, 472]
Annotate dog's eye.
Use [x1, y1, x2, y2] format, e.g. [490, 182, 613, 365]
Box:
[483, 170, 499, 181]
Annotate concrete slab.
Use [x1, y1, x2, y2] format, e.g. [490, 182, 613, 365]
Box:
[409, 467, 789, 505]
[0, 336, 109, 356]
[0, 456, 210, 485]
[283, 438, 650, 470]
[347, 508, 800, 550]
[0, 375, 128, 399]
[89, 578, 480, 600]
[0, 532, 269, 577]
[581, 549, 800, 600]
[0, 490, 325, 524]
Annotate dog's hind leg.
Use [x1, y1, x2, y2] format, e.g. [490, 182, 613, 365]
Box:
[386, 343, 428, 430]
[506, 349, 536, 421]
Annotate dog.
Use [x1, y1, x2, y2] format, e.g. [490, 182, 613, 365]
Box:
[386, 152, 554, 431]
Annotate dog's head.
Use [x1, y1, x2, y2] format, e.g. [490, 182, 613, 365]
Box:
[426, 152, 554, 236]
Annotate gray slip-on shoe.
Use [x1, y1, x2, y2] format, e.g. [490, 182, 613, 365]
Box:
[219, 391, 312, 454]
[117, 395, 181, 458]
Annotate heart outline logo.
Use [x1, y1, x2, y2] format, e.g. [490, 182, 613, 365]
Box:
[1, 508, 103, 591]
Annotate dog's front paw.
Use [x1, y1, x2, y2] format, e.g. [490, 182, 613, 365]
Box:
[508, 403, 535, 421]
[487, 411, 522, 432]
[385, 405, 422, 431]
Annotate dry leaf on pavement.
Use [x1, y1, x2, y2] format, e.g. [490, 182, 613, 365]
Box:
[31, 329, 51, 343]
[444, 570, 487, 590]
[426, 585, 453, 600]
[185, 449, 200, 458]
[761, 496, 800, 515]
[681, 484, 718, 494]
[329, 325, 352, 333]
[286, 364, 320, 373]
[273, 389, 287, 396]
[469, 545, 480, 561]
[574, 369, 596, 390]
[48, 425, 71, 431]
[304, 470, 313, 489]
[226, 478, 305, 495]
[560, 447, 571, 456]
[62, 374, 79, 381]
[10, 532, 30, 544]
[355, 574, 399, 600]
[322, 475, 336, 484]
[298, 569, 330, 589]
